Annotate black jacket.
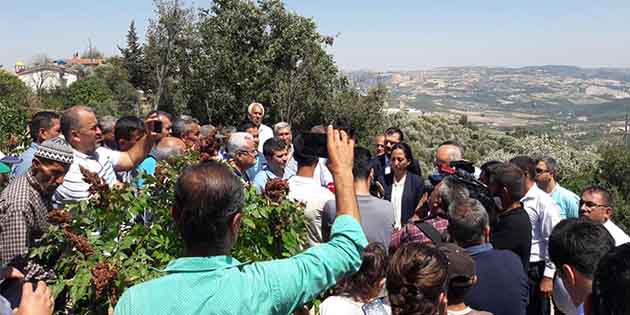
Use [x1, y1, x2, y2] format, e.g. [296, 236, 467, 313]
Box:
[371, 154, 422, 189]
[384, 172, 424, 226]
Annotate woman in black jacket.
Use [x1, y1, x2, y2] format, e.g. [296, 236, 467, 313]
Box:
[384, 142, 424, 228]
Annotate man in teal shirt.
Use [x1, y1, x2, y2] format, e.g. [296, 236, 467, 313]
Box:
[535, 157, 580, 219]
[115, 127, 366, 315]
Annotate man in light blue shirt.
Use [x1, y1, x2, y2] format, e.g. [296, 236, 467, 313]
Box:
[535, 157, 580, 219]
[12, 111, 61, 178]
[115, 126, 365, 315]
[253, 137, 289, 194]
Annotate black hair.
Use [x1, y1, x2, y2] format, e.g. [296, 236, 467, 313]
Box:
[385, 127, 404, 142]
[114, 116, 145, 142]
[391, 142, 421, 176]
[489, 163, 527, 202]
[335, 243, 388, 303]
[592, 243, 630, 315]
[30, 111, 60, 142]
[353, 146, 373, 181]
[509, 155, 537, 180]
[238, 121, 258, 133]
[549, 218, 615, 279]
[262, 137, 288, 158]
[582, 185, 612, 206]
[292, 134, 319, 167]
[173, 161, 245, 253]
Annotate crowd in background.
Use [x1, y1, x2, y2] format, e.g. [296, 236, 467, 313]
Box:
[0, 101, 629, 315]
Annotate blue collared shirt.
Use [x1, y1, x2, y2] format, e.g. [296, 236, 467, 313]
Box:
[11, 143, 38, 178]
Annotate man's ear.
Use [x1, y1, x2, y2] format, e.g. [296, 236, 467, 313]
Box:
[561, 264, 577, 286]
[231, 212, 242, 235]
[37, 128, 47, 142]
[31, 157, 42, 172]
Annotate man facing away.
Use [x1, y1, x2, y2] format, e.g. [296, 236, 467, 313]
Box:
[287, 134, 335, 247]
[486, 163, 532, 271]
[549, 219, 615, 314]
[535, 156, 580, 219]
[322, 147, 395, 250]
[448, 198, 529, 315]
[12, 111, 61, 178]
[114, 126, 367, 315]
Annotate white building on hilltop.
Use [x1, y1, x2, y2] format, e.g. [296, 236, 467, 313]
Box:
[16, 65, 79, 92]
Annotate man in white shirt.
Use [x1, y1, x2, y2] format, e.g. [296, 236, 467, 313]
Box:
[247, 102, 273, 153]
[52, 106, 160, 208]
[287, 134, 334, 247]
[510, 156, 561, 315]
[579, 185, 630, 246]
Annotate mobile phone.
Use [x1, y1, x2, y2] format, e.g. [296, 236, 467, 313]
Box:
[152, 120, 163, 133]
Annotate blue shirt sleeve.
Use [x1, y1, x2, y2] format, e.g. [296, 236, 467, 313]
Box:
[247, 215, 368, 315]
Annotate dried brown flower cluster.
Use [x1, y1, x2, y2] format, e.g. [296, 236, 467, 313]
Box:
[80, 165, 109, 195]
[63, 227, 94, 256]
[264, 178, 289, 203]
[91, 261, 118, 301]
[48, 209, 72, 224]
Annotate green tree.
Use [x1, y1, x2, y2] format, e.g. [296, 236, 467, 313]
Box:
[93, 60, 140, 115]
[144, 0, 196, 113]
[66, 76, 116, 116]
[0, 71, 30, 153]
[119, 20, 148, 90]
[186, 0, 345, 129]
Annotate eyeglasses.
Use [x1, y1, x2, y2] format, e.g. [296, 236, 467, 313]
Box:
[535, 168, 550, 174]
[579, 199, 609, 209]
[239, 149, 258, 157]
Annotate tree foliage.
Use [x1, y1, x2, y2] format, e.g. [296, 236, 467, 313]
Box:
[65, 76, 115, 116]
[0, 71, 30, 153]
[119, 20, 148, 91]
[144, 0, 196, 113]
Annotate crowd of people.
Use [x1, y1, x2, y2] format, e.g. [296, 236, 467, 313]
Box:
[0, 101, 629, 315]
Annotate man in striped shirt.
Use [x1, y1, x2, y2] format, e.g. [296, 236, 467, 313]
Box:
[52, 106, 161, 209]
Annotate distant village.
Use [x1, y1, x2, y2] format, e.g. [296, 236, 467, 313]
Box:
[8, 53, 105, 92]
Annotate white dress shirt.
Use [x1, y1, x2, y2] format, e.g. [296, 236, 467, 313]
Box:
[521, 184, 562, 278]
[603, 219, 630, 246]
[391, 174, 406, 229]
[257, 124, 274, 152]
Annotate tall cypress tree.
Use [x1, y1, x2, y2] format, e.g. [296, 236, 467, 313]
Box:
[119, 20, 146, 90]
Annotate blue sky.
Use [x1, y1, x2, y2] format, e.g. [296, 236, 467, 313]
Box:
[2, 0, 630, 71]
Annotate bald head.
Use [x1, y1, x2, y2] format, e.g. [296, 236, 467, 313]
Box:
[61, 105, 100, 154]
[156, 137, 187, 161]
[435, 143, 463, 168]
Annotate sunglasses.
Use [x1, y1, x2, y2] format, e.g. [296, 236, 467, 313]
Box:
[579, 199, 609, 209]
[535, 168, 550, 174]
